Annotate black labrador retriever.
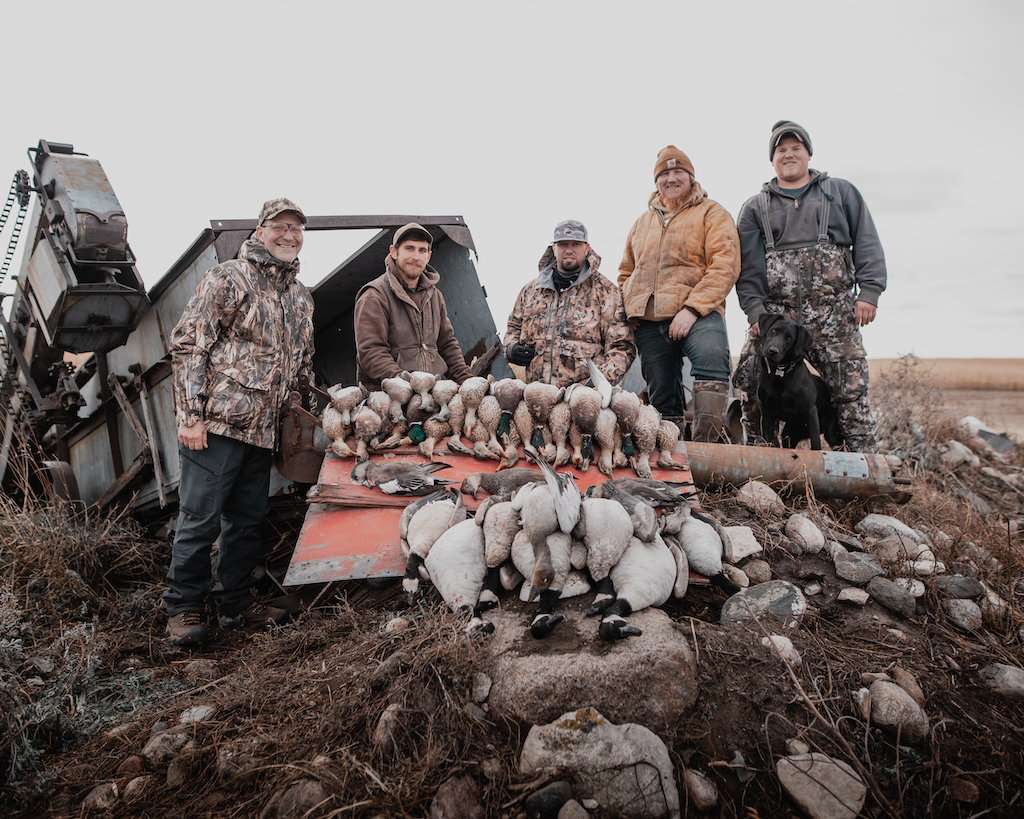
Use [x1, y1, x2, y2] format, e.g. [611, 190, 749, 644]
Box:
[756, 314, 841, 450]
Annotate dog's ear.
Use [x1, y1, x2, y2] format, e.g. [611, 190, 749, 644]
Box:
[793, 325, 813, 359]
[759, 313, 781, 335]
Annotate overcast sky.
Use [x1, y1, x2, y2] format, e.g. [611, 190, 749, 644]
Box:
[3, 0, 1021, 360]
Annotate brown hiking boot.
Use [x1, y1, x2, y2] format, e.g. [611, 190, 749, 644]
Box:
[239, 600, 290, 629]
[166, 611, 209, 647]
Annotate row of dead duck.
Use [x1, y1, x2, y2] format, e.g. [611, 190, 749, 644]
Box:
[320, 360, 683, 479]
[386, 459, 740, 641]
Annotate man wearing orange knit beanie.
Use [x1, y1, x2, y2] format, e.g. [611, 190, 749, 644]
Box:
[618, 146, 740, 441]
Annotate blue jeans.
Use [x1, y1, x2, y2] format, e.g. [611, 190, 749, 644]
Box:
[163, 434, 272, 617]
[634, 312, 731, 416]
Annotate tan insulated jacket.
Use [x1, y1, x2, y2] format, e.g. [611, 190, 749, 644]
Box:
[503, 247, 636, 388]
[618, 184, 740, 321]
[171, 235, 315, 450]
[354, 256, 472, 391]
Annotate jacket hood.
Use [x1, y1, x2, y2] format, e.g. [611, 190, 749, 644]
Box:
[385, 254, 441, 290]
[764, 169, 831, 197]
[535, 245, 602, 290]
[648, 180, 707, 216]
[241, 234, 300, 286]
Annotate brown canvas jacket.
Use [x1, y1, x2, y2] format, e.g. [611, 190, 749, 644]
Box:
[354, 256, 472, 391]
[618, 184, 740, 321]
[171, 235, 315, 450]
[503, 247, 636, 388]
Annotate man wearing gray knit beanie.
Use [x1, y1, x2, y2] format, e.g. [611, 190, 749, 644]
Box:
[732, 120, 887, 453]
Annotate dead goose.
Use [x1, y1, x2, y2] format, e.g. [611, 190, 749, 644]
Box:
[400, 488, 467, 604]
[660, 503, 740, 595]
[589, 533, 677, 641]
[460, 466, 546, 500]
[423, 518, 494, 635]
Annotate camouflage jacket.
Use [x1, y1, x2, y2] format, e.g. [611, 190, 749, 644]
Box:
[353, 256, 472, 391]
[503, 247, 636, 388]
[171, 235, 315, 450]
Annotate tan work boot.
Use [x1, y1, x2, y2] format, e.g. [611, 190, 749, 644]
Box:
[691, 380, 730, 443]
[239, 600, 290, 629]
[166, 611, 209, 647]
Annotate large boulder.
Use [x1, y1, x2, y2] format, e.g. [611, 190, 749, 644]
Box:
[720, 580, 806, 627]
[520, 708, 679, 819]
[485, 607, 696, 732]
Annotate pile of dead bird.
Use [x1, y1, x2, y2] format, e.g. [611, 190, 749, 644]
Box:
[318, 365, 740, 642]
[321, 361, 681, 476]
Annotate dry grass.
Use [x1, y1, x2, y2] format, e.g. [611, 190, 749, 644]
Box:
[870, 358, 1024, 391]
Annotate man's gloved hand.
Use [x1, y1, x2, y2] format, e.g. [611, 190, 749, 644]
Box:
[507, 343, 537, 366]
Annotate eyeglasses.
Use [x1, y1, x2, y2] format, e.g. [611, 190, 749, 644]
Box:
[262, 221, 305, 236]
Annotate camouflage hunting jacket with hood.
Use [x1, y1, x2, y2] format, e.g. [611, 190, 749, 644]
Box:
[503, 246, 636, 388]
[617, 182, 740, 322]
[171, 235, 315, 450]
[354, 256, 472, 392]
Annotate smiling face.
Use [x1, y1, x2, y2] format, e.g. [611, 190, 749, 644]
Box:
[772, 136, 811, 188]
[390, 239, 432, 287]
[255, 211, 304, 263]
[656, 168, 692, 203]
[553, 240, 588, 274]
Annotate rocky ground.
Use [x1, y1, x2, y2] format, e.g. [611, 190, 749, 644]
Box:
[1, 358, 1023, 818]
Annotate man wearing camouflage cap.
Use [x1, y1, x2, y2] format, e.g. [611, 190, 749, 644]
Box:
[504, 219, 635, 388]
[354, 222, 472, 391]
[618, 146, 740, 441]
[164, 198, 315, 646]
[733, 120, 886, 452]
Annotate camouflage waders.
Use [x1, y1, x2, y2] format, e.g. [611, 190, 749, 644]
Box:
[732, 244, 878, 452]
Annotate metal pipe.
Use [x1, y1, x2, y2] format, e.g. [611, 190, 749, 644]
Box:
[685, 442, 912, 503]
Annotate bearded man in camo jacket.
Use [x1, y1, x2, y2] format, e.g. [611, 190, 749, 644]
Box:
[163, 198, 315, 647]
[503, 219, 635, 388]
[733, 121, 886, 453]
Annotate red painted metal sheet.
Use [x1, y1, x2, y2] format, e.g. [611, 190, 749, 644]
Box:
[285, 443, 697, 586]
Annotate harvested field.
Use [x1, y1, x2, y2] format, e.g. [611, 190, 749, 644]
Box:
[870, 358, 1024, 391]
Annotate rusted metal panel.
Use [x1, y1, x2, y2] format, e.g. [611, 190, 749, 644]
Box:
[285, 445, 694, 585]
[686, 442, 911, 502]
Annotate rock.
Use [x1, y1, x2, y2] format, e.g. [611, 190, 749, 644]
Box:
[855, 514, 927, 544]
[934, 575, 984, 599]
[723, 526, 762, 560]
[743, 559, 772, 584]
[558, 800, 589, 819]
[720, 581, 806, 628]
[860, 672, 890, 685]
[682, 767, 718, 811]
[373, 703, 403, 753]
[833, 534, 864, 552]
[369, 650, 413, 690]
[866, 577, 916, 619]
[761, 635, 801, 667]
[803, 582, 821, 596]
[736, 480, 786, 517]
[871, 535, 919, 565]
[837, 588, 869, 605]
[166, 741, 200, 788]
[521, 708, 680, 819]
[979, 583, 1010, 619]
[834, 552, 883, 584]
[891, 665, 926, 707]
[430, 775, 484, 819]
[141, 726, 190, 765]
[260, 778, 329, 819]
[472, 672, 492, 703]
[942, 439, 980, 469]
[776, 753, 866, 819]
[724, 564, 749, 589]
[947, 776, 980, 804]
[826, 541, 847, 559]
[952, 487, 993, 515]
[854, 687, 871, 719]
[523, 781, 573, 818]
[116, 755, 147, 776]
[122, 775, 155, 803]
[486, 608, 696, 733]
[786, 739, 810, 755]
[893, 578, 925, 598]
[384, 617, 410, 634]
[978, 664, 1024, 702]
[82, 782, 119, 812]
[180, 704, 216, 724]
[463, 702, 487, 721]
[217, 742, 260, 789]
[868, 680, 930, 743]
[786, 515, 825, 554]
[908, 556, 944, 578]
[182, 659, 223, 682]
[942, 599, 982, 631]
[479, 757, 503, 782]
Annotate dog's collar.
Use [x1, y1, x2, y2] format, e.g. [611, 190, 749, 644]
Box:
[766, 359, 800, 378]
